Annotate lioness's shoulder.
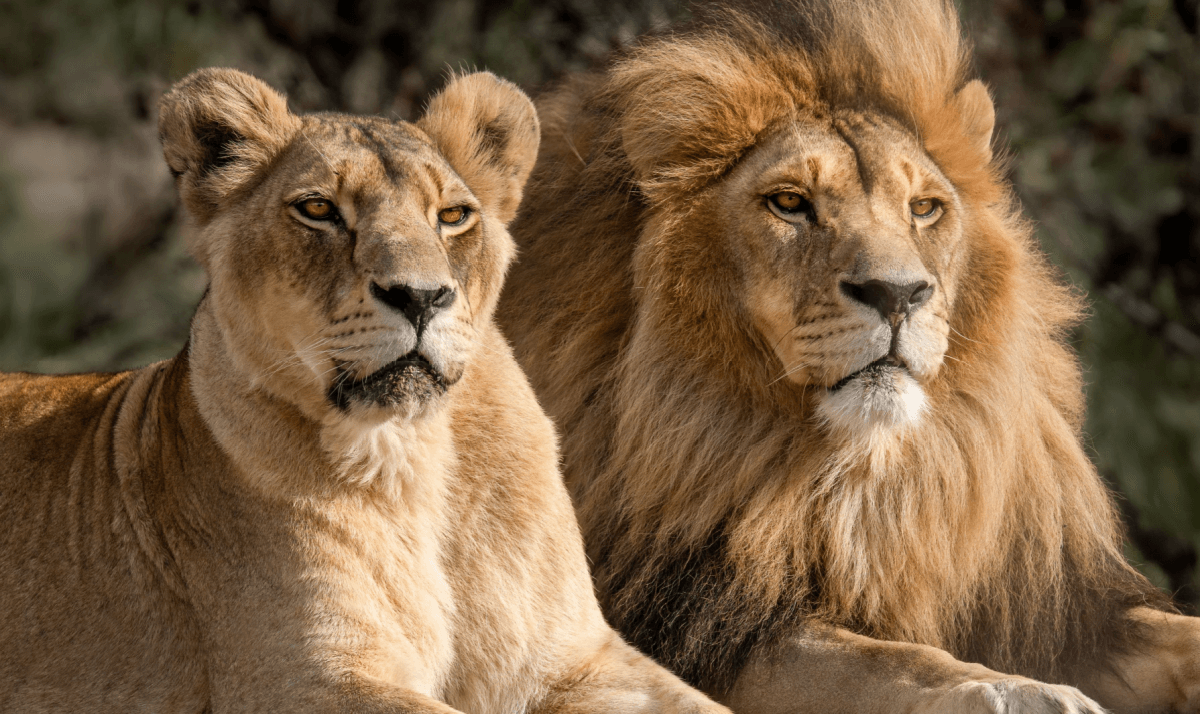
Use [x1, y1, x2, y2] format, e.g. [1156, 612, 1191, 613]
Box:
[0, 370, 129, 426]
[0, 371, 136, 492]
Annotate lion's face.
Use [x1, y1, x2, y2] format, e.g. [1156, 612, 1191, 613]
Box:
[714, 112, 967, 434]
[160, 69, 537, 423]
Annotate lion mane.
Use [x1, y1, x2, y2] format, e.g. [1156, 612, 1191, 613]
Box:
[499, 0, 1166, 694]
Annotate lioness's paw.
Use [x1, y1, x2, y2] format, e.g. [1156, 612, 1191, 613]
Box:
[925, 679, 1106, 714]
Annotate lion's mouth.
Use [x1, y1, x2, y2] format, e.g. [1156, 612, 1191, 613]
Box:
[328, 351, 448, 410]
[828, 356, 909, 392]
[819, 354, 927, 431]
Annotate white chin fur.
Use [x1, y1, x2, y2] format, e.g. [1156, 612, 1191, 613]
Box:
[818, 367, 926, 437]
[318, 406, 454, 490]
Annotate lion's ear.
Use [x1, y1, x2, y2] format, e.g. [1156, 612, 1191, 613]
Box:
[952, 80, 995, 164]
[417, 72, 539, 225]
[158, 68, 301, 224]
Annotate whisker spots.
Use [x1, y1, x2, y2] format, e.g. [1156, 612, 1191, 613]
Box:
[794, 326, 857, 341]
[798, 312, 843, 323]
[331, 326, 389, 339]
[329, 311, 375, 325]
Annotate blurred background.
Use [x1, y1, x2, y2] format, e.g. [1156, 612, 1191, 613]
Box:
[1, 0, 1197, 609]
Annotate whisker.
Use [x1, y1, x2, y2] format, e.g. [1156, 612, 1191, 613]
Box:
[772, 323, 804, 355]
[304, 131, 338, 176]
[769, 360, 811, 387]
[948, 323, 988, 346]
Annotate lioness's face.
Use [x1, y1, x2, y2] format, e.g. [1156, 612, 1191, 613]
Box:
[719, 112, 965, 434]
[160, 69, 537, 423]
[206, 117, 503, 418]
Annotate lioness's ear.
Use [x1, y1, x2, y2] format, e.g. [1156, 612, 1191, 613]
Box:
[158, 68, 301, 224]
[417, 72, 539, 225]
[952, 80, 995, 164]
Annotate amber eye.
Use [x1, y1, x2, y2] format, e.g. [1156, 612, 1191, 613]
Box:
[438, 206, 469, 226]
[910, 198, 940, 218]
[297, 198, 335, 221]
[768, 191, 814, 218]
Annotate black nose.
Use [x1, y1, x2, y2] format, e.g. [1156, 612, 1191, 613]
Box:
[370, 282, 456, 336]
[840, 279, 933, 323]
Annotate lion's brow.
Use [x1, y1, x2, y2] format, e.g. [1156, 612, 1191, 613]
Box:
[302, 131, 339, 178]
[350, 121, 406, 185]
[830, 119, 874, 194]
[411, 162, 445, 211]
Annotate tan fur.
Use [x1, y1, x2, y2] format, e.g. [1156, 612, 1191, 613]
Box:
[0, 68, 728, 714]
[499, 1, 1200, 711]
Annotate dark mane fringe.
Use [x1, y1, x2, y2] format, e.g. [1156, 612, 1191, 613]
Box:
[592, 519, 811, 689]
[500, 0, 1169, 695]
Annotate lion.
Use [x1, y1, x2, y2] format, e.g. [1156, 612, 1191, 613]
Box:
[0, 67, 730, 714]
[497, 1, 1200, 711]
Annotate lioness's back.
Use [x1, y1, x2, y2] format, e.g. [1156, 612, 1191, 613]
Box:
[0, 365, 209, 712]
[0, 371, 127, 448]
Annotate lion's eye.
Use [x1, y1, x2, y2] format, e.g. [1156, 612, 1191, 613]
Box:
[298, 198, 336, 221]
[910, 198, 940, 218]
[438, 206, 469, 226]
[767, 191, 814, 220]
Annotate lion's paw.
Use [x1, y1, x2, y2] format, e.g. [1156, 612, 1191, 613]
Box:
[924, 679, 1106, 714]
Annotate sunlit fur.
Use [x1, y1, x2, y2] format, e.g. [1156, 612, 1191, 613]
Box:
[498, 0, 1175, 704]
[0, 69, 727, 714]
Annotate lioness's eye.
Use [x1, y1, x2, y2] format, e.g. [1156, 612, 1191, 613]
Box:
[298, 198, 336, 221]
[438, 206, 469, 226]
[767, 191, 814, 220]
[910, 198, 940, 218]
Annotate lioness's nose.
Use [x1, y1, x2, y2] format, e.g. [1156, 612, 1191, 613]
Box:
[371, 282, 456, 335]
[840, 279, 933, 324]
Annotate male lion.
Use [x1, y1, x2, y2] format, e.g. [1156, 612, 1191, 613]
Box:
[499, 1, 1200, 712]
[0, 68, 728, 714]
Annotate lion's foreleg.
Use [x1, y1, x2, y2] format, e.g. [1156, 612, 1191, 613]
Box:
[206, 665, 467, 714]
[531, 635, 730, 714]
[718, 623, 1105, 714]
[1078, 606, 1200, 712]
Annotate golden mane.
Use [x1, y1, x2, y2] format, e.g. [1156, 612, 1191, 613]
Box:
[500, 0, 1166, 693]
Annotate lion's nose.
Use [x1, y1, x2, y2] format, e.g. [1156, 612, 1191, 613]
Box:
[371, 282, 456, 336]
[840, 279, 933, 325]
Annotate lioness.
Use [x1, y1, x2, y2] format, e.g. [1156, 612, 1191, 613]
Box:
[0, 68, 728, 714]
[499, 0, 1200, 712]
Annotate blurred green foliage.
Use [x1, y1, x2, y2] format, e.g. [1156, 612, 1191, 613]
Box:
[0, 0, 680, 370]
[1, 0, 1198, 602]
[965, 0, 1200, 600]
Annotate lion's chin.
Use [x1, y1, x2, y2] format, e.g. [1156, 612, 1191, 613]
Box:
[328, 352, 451, 414]
[818, 361, 926, 435]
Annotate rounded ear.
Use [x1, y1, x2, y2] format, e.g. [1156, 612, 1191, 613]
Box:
[951, 79, 995, 164]
[158, 68, 301, 224]
[417, 72, 539, 225]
